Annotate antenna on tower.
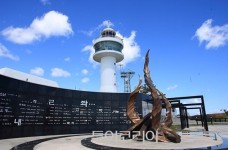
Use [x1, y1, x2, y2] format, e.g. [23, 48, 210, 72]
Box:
[119, 64, 135, 93]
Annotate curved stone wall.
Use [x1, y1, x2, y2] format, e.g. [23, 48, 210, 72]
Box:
[0, 75, 145, 139]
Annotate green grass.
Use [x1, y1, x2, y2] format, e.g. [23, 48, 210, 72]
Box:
[170, 125, 182, 132]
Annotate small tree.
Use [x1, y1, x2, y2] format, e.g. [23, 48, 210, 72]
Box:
[221, 109, 228, 116]
[140, 84, 150, 94]
[224, 110, 228, 116]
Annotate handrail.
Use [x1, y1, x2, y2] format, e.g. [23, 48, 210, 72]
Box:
[94, 35, 123, 41]
[181, 131, 218, 140]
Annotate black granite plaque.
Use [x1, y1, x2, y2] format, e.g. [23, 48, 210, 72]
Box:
[0, 75, 145, 139]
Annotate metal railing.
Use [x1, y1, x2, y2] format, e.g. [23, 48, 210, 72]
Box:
[181, 131, 218, 140]
[94, 35, 123, 41]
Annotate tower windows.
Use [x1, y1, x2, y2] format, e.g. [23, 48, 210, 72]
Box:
[101, 30, 116, 37]
[94, 41, 123, 52]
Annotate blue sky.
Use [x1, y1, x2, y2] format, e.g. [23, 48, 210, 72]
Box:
[0, 0, 228, 115]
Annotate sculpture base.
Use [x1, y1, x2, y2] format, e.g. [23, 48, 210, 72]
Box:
[5, 132, 226, 150]
[82, 133, 223, 150]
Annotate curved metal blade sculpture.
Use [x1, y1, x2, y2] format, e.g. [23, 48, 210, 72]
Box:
[125, 50, 181, 143]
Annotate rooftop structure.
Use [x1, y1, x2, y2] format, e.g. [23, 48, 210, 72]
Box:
[0, 67, 59, 87]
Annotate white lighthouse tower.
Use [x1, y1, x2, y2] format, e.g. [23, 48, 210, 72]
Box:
[93, 27, 124, 92]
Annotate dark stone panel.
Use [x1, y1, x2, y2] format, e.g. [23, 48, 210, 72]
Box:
[33, 125, 44, 136]
[0, 127, 12, 139]
[0, 76, 10, 89]
[0, 75, 147, 139]
[10, 135, 76, 150]
[11, 127, 23, 138]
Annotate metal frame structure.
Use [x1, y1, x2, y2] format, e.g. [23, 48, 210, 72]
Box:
[143, 95, 208, 131]
[120, 71, 135, 93]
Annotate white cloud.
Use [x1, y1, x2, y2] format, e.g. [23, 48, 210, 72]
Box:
[81, 77, 90, 83]
[116, 31, 140, 66]
[80, 30, 94, 37]
[193, 98, 201, 103]
[80, 20, 113, 36]
[82, 45, 98, 68]
[64, 57, 70, 62]
[30, 67, 44, 76]
[40, 0, 50, 5]
[81, 69, 89, 75]
[2, 11, 73, 44]
[194, 19, 228, 49]
[82, 26, 140, 67]
[167, 84, 178, 91]
[51, 68, 71, 77]
[0, 43, 19, 61]
[182, 98, 201, 104]
[100, 20, 114, 28]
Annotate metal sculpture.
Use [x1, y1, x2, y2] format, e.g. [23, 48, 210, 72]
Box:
[124, 50, 181, 143]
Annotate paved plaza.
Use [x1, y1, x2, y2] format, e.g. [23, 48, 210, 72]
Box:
[0, 124, 227, 150]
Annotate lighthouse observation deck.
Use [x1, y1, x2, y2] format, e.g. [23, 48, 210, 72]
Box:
[93, 27, 124, 63]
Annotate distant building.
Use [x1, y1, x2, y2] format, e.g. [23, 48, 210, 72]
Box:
[0, 67, 59, 87]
